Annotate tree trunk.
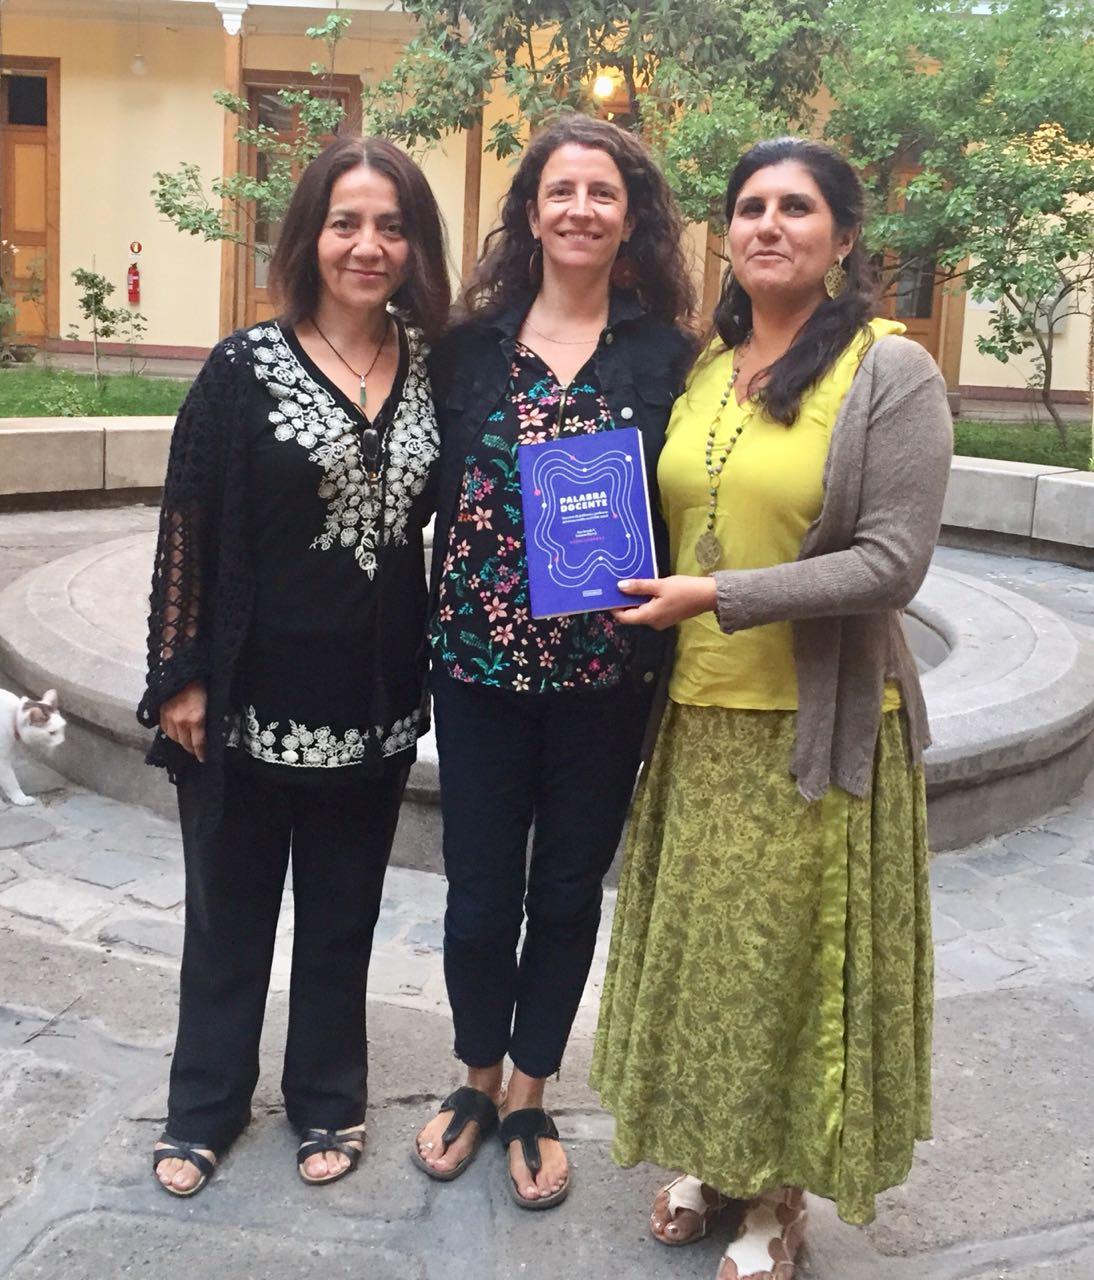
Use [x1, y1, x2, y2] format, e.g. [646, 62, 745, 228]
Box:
[1039, 340, 1068, 446]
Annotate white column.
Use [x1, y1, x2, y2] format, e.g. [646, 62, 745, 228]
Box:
[215, 1, 249, 36]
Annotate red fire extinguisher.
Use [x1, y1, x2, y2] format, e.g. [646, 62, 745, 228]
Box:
[127, 261, 141, 305]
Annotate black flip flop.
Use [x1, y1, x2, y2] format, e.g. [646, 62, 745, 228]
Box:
[410, 1086, 499, 1181]
[499, 1107, 570, 1210]
[152, 1133, 217, 1198]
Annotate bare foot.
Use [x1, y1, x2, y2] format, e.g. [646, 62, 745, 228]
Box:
[414, 1066, 504, 1176]
[502, 1068, 568, 1203]
[650, 1175, 733, 1244]
[300, 1127, 364, 1182]
[153, 1141, 216, 1194]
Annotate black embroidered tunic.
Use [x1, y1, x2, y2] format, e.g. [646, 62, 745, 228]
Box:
[138, 315, 438, 809]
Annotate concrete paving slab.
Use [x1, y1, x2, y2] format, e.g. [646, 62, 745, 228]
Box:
[124, 871, 185, 910]
[6, 1214, 429, 1280]
[98, 915, 185, 959]
[932, 894, 1005, 932]
[992, 881, 1073, 922]
[0, 926, 177, 1044]
[865, 986, 1094, 1256]
[969, 1243, 1094, 1278]
[1030, 862, 1094, 898]
[963, 846, 1035, 877]
[0, 1048, 100, 1215]
[1002, 830, 1075, 863]
[0, 811, 55, 848]
[0, 877, 113, 932]
[22, 838, 150, 889]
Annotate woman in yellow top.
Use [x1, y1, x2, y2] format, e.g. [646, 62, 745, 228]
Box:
[590, 138, 952, 1278]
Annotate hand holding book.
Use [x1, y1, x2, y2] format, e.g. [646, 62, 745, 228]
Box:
[611, 575, 718, 630]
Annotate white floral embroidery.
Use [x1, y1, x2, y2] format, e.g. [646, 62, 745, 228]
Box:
[228, 706, 423, 766]
[246, 319, 438, 578]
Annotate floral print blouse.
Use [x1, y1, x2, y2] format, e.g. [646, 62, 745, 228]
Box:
[431, 342, 632, 694]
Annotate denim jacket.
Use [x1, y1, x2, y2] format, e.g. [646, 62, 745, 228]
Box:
[428, 290, 695, 691]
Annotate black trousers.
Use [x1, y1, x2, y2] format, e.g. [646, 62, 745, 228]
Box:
[432, 669, 651, 1079]
[168, 760, 407, 1149]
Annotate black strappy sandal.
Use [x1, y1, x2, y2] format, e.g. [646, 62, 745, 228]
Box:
[152, 1134, 217, 1198]
[498, 1107, 570, 1210]
[410, 1086, 500, 1182]
[296, 1126, 366, 1185]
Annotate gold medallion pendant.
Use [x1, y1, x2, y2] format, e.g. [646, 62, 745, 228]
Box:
[695, 530, 723, 573]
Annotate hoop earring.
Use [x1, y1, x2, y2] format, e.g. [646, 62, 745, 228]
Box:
[528, 239, 543, 289]
[824, 256, 847, 299]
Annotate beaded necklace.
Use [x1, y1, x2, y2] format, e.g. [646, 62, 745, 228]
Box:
[694, 346, 757, 573]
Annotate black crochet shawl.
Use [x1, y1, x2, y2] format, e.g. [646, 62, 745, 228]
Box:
[137, 331, 257, 822]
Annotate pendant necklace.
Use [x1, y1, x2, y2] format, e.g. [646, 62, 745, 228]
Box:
[311, 316, 390, 416]
[694, 345, 756, 574]
[311, 316, 391, 483]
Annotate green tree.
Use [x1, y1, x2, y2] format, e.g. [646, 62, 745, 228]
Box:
[823, 0, 1094, 438]
[66, 266, 148, 386]
[151, 13, 351, 256]
[361, 0, 830, 225]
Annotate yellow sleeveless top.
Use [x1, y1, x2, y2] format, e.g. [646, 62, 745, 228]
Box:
[662, 317, 905, 711]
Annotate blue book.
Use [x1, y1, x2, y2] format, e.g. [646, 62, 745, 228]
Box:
[518, 427, 657, 618]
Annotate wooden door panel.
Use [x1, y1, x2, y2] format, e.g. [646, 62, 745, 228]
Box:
[11, 141, 47, 232]
[3, 130, 48, 338]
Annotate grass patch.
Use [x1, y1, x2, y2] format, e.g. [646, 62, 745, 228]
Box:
[953, 420, 1091, 470]
[0, 367, 191, 418]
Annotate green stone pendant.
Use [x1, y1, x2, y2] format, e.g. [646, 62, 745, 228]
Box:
[359, 374, 368, 413]
[695, 529, 723, 573]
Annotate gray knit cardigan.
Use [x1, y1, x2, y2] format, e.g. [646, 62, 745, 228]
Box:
[712, 334, 953, 801]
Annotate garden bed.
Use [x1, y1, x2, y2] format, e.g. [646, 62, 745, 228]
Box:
[953, 420, 1091, 471]
[0, 368, 190, 418]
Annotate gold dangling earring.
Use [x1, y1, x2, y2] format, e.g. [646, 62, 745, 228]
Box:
[528, 238, 543, 289]
[824, 256, 847, 299]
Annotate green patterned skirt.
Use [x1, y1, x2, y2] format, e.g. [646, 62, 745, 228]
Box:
[590, 701, 932, 1226]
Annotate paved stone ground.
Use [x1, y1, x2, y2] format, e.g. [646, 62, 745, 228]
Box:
[0, 508, 1092, 1278]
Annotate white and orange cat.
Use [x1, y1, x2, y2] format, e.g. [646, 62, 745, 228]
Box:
[0, 687, 65, 806]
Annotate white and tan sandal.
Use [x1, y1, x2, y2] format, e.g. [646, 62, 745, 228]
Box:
[716, 1185, 807, 1279]
[650, 1173, 735, 1246]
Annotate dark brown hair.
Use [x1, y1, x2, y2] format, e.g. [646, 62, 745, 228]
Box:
[269, 135, 450, 344]
[463, 114, 695, 326]
[712, 137, 879, 425]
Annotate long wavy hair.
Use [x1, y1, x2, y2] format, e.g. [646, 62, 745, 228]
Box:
[269, 136, 450, 345]
[463, 114, 695, 326]
[713, 137, 879, 425]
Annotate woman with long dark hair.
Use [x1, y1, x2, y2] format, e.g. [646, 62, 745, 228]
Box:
[591, 138, 952, 1275]
[138, 136, 449, 1194]
[411, 114, 695, 1208]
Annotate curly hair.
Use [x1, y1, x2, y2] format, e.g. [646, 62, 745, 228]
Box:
[463, 114, 695, 327]
[269, 136, 450, 345]
[712, 137, 880, 426]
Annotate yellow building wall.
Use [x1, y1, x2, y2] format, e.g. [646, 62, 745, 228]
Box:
[3, 13, 225, 350]
[959, 294, 1092, 395]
